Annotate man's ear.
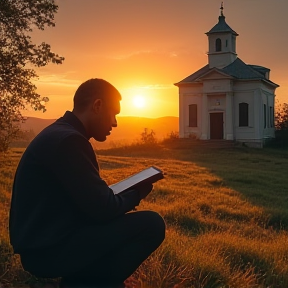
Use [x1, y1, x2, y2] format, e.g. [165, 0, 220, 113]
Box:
[92, 99, 103, 114]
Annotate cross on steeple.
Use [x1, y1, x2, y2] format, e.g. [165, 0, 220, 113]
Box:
[220, 2, 224, 16]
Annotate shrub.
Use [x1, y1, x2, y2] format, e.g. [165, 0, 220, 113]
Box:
[140, 128, 157, 145]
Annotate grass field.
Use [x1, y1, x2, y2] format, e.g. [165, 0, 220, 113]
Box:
[1, 141, 288, 288]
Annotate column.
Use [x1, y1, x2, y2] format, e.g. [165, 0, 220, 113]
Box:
[254, 89, 262, 140]
[226, 92, 234, 140]
[179, 93, 184, 138]
[200, 93, 208, 139]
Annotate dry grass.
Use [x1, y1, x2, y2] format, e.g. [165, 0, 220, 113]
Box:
[99, 143, 288, 288]
[0, 149, 31, 287]
[1, 143, 288, 287]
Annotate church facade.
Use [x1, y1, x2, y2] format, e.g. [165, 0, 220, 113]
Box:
[174, 7, 279, 148]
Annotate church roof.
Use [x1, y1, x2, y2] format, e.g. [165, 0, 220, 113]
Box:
[176, 64, 210, 83]
[247, 65, 270, 77]
[206, 15, 238, 36]
[175, 58, 279, 87]
[222, 58, 266, 79]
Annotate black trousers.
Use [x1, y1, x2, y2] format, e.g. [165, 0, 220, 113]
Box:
[20, 211, 165, 288]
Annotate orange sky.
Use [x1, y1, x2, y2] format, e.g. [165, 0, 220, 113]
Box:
[26, 0, 288, 119]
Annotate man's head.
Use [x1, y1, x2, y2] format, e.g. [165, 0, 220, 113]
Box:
[72, 78, 121, 142]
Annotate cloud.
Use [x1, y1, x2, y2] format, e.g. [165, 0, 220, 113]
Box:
[106, 49, 185, 60]
[169, 52, 178, 58]
[106, 47, 201, 62]
[121, 84, 174, 92]
[138, 84, 175, 90]
[33, 72, 81, 88]
[107, 50, 153, 60]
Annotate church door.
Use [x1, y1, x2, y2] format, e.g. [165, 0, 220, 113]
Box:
[210, 113, 223, 139]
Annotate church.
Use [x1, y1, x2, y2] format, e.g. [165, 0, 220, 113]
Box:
[174, 5, 279, 148]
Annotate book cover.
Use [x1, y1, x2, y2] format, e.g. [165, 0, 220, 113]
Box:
[109, 166, 164, 194]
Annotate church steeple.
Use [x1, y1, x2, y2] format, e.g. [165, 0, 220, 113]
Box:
[206, 3, 238, 68]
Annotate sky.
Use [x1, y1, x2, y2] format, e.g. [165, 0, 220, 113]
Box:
[27, 0, 288, 119]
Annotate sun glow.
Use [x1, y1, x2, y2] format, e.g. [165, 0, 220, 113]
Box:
[133, 95, 146, 108]
[119, 85, 176, 118]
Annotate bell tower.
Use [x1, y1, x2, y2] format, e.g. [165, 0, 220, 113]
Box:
[206, 3, 238, 68]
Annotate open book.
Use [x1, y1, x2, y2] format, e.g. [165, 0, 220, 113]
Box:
[109, 166, 164, 194]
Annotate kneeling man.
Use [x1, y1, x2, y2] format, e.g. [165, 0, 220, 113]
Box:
[9, 78, 165, 288]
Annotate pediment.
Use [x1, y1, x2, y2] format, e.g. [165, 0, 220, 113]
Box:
[198, 68, 234, 81]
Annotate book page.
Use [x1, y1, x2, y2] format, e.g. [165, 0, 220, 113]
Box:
[109, 166, 163, 194]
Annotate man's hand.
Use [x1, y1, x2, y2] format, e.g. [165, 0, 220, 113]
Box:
[135, 183, 153, 200]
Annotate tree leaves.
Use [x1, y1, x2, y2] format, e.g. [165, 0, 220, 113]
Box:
[0, 0, 64, 152]
[275, 103, 288, 131]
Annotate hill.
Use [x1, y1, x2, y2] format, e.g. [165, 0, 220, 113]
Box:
[20, 116, 179, 149]
[20, 117, 56, 135]
[108, 116, 179, 140]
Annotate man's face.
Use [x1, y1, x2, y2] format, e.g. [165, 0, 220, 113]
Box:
[90, 98, 120, 142]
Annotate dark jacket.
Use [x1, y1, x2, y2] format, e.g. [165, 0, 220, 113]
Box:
[9, 111, 140, 253]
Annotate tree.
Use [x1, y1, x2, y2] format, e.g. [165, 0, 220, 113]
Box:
[0, 0, 64, 152]
[275, 102, 288, 131]
[274, 102, 288, 147]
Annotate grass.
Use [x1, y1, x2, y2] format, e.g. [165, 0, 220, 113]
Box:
[1, 141, 288, 287]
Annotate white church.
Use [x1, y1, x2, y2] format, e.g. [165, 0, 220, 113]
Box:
[175, 6, 279, 148]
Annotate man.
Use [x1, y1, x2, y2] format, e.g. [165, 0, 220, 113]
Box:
[9, 79, 165, 288]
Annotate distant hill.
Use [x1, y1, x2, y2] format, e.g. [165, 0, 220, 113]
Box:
[21, 117, 56, 135]
[111, 116, 179, 140]
[20, 115, 179, 149]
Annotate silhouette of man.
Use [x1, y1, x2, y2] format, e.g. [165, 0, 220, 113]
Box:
[9, 79, 165, 288]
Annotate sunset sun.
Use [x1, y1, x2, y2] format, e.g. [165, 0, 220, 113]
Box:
[133, 95, 146, 108]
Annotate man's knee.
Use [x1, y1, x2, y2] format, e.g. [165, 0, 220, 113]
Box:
[138, 210, 166, 243]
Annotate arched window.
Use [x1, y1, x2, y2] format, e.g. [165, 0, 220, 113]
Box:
[239, 103, 248, 127]
[189, 104, 197, 127]
[216, 38, 222, 51]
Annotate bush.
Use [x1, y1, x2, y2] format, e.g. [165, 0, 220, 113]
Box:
[272, 103, 288, 148]
[140, 128, 157, 145]
[162, 131, 179, 143]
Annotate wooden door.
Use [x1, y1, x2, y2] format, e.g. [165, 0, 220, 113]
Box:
[210, 113, 223, 139]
